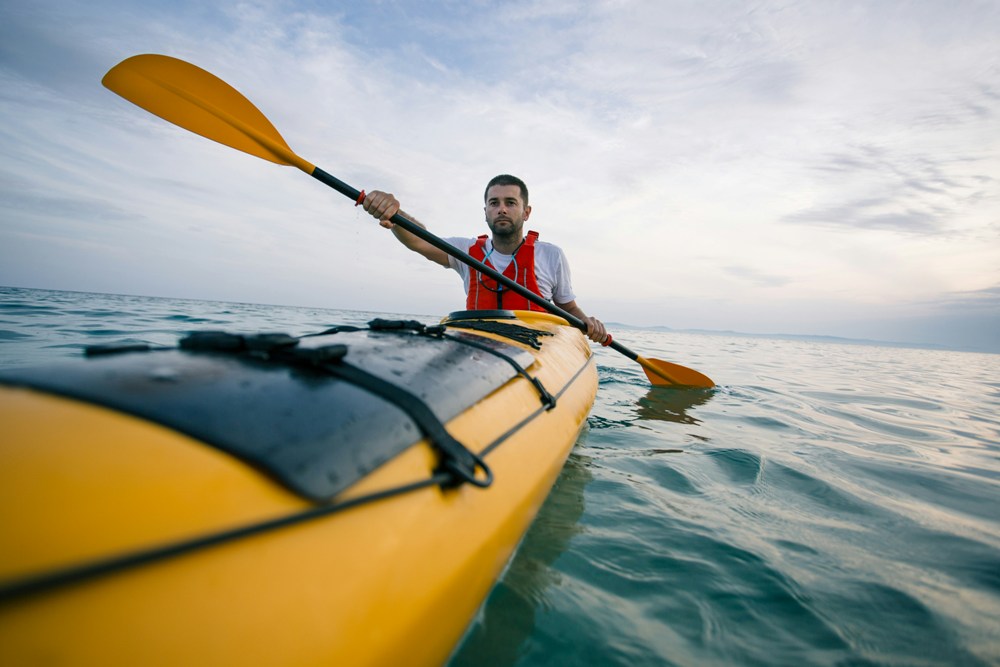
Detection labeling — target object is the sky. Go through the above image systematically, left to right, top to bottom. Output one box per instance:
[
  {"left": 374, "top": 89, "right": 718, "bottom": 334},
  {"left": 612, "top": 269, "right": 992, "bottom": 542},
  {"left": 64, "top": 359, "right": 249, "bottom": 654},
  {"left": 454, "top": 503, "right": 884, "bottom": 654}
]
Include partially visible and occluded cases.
[{"left": 1, "top": 0, "right": 998, "bottom": 352}]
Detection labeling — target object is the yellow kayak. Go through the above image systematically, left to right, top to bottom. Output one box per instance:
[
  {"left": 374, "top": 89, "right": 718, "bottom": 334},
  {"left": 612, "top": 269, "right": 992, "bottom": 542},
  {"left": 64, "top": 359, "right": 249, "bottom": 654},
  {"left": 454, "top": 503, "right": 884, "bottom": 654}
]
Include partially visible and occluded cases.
[{"left": 0, "top": 309, "right": 597, "bottom": 666}]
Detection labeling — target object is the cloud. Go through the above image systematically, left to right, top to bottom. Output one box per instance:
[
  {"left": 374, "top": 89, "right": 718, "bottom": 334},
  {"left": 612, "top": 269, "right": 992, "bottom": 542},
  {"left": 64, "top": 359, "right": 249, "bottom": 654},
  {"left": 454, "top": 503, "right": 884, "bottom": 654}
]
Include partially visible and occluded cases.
[
  {"left": 1, "top": 0, "right": 999, "bottom": 352},
  {"left": 782, "top": 141, "right": 996, "bottom": 235},
  {"left": 782, "top": 198, "right": 942, "bottom": 234},
  {"left": 723, "top": 265, "right": 791, "bottom": 288},
  {"left": 923, "top": 283, "right": 1000, "bottom": 313}
]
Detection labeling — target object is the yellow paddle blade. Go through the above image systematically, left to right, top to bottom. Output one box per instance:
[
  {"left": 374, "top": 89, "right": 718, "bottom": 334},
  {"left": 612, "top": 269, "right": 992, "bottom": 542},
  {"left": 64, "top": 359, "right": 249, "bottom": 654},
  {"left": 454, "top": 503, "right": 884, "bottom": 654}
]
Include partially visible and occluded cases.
[
  {"left": 102, "top": 54, "right": 314, "bottom": 172},
  {"left": 638, "top": 356, "right": 715, "bottom": 389}
]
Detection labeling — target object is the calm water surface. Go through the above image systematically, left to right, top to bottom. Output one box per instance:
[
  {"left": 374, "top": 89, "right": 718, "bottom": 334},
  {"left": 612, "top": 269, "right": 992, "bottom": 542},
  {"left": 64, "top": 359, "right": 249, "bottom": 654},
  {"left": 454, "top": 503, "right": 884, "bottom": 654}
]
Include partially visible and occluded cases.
[{"left": 2, "top": 287, "right": 998, "bottom": 666}]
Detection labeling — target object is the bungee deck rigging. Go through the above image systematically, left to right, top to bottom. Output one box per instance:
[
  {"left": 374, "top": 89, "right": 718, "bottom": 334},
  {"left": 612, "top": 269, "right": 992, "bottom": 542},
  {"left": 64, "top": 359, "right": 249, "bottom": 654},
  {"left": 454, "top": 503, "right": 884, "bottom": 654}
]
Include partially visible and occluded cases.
[
  {"left": 0, "top": 312, "right": 595, "bottom": 610},
  {"left": 2, "top": 317, "right": 561, "bottom": 501}
]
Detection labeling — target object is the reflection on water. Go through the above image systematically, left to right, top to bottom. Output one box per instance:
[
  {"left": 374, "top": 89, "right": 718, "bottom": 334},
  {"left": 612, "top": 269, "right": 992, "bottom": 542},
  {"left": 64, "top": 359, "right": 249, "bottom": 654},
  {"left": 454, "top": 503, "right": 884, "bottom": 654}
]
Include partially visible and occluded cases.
[
  {"left": 634, "top": 387, "right": 715, "bottom": 424},
  {"left": 449, "top": 453, "right": 593, "bottom": 666}
]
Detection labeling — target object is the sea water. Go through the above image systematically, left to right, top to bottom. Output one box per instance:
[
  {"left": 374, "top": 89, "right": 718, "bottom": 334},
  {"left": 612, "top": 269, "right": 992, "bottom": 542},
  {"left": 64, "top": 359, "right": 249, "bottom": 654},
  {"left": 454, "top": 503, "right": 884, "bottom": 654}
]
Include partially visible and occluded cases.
[{"left": 2, "top": 287, "right": 998, "bottom": 666}]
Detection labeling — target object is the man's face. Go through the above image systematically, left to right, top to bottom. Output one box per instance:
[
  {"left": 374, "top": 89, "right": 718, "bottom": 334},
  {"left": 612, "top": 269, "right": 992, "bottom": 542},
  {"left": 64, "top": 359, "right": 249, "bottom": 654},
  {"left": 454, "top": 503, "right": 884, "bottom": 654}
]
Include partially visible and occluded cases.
[{"left": 484, "top": 184, "right": 531, "bottom": 238}]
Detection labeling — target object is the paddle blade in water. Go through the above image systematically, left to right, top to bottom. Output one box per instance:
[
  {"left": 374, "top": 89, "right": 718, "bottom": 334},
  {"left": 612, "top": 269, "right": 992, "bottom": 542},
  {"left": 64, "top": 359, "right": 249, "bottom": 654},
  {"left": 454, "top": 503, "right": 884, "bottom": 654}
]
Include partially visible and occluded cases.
[
  {"left": 102, "top": 54, "right": 305, "bottom": 168},
  {"left": 638, "top": 356, "right": 715, "bottom": 388}
]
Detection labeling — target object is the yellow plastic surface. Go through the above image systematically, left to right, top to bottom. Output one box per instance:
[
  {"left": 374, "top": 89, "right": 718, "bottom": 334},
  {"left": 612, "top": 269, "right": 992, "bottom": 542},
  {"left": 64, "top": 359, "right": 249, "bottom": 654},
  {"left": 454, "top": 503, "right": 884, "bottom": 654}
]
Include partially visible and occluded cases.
[{"left": 0, "top": 313, "right": 597, "bottom": 666}]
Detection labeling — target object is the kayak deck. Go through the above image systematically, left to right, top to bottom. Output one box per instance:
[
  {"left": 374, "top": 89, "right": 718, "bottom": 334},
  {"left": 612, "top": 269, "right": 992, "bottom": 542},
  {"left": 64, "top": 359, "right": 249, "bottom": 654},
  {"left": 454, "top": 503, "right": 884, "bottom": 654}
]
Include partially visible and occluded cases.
[
  {"left": 0, "top": 310, "right": 598, "bottom": 666},
  {"left": 1, "top": 319, "right": 541, "bottom": 501}
]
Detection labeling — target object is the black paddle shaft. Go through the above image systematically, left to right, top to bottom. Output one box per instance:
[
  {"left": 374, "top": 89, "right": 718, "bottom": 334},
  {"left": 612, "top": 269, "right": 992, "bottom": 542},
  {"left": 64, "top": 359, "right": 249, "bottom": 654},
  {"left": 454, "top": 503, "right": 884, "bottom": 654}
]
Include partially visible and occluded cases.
[{"left": 311, "top": 167, "right": 638, "bottom": 359}]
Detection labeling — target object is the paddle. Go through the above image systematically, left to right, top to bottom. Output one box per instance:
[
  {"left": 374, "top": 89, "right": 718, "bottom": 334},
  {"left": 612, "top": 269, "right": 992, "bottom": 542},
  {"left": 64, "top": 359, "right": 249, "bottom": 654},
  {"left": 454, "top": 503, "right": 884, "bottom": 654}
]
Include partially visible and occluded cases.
[{"left": 102, "top": 54, "right": 714, "bottom": 388}]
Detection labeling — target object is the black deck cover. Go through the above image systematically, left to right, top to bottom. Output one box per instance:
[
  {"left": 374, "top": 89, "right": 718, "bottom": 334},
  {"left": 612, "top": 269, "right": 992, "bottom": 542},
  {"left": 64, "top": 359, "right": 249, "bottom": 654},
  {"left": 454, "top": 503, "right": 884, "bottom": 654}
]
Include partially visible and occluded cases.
[{"left": 0, "top": 328, "right": 536, "bottom": 501}]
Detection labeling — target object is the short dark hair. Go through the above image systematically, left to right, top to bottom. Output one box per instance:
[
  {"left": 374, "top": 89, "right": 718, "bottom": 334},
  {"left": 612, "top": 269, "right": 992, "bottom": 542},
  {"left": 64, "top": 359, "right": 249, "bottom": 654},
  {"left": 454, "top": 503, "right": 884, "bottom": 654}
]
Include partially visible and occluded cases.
[{"left": 484, "top": 174, "right": 529, "bottom": 206}]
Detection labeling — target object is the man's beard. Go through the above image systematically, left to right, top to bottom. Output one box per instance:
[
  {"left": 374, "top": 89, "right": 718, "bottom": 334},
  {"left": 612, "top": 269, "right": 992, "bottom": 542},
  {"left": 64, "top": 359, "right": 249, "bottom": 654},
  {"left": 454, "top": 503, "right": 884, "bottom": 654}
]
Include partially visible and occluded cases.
[{"left": 488, "top": 217, "right": 521, "bottom": 241}]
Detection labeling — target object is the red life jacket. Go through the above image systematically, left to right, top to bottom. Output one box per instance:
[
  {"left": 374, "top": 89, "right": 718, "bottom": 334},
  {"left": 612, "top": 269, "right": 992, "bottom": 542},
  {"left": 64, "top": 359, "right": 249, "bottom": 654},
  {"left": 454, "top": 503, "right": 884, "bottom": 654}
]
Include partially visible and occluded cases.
[{"left": 466, "top": 230, "right": 545, "bottom": 311}]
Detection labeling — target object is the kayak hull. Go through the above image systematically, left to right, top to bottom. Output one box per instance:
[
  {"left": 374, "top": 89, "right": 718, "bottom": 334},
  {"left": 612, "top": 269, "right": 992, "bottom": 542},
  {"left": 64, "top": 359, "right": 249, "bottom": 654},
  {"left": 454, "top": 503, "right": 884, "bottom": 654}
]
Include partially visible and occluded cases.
[{"left": 0, "top": 311, "right": 597, "bottom": 666}]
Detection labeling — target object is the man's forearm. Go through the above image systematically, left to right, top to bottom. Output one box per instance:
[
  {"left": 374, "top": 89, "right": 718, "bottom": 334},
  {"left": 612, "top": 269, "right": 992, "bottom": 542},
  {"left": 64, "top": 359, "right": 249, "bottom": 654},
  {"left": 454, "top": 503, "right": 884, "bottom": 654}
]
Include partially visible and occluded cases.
[
  {"left": 390, "top": 212, "right": 427, "bottom": 249},
  {"left": 389, "top": 213, "right": 450, "bottom": 267}
]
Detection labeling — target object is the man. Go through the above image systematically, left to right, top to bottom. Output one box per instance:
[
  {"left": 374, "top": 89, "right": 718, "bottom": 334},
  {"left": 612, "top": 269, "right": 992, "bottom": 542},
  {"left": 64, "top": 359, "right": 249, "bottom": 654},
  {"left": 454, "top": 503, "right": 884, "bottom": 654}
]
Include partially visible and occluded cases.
[{"left": 361, "top": 174, "right": 608, "bottom": 343}]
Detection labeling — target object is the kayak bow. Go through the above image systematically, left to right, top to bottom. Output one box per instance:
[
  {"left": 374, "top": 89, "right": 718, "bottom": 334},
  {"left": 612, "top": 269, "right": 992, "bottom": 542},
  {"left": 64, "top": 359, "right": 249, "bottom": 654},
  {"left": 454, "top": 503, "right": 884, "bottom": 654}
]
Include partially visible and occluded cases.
[{"left": 0, "top": 311, "right": 597, "bottom": 666}]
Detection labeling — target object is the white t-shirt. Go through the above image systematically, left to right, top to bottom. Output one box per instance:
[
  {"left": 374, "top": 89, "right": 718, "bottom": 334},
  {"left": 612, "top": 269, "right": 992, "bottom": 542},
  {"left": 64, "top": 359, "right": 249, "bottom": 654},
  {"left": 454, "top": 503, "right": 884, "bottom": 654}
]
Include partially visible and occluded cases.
[{"left": 443, "top": 236, "right": 577, "bottom": 305}]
